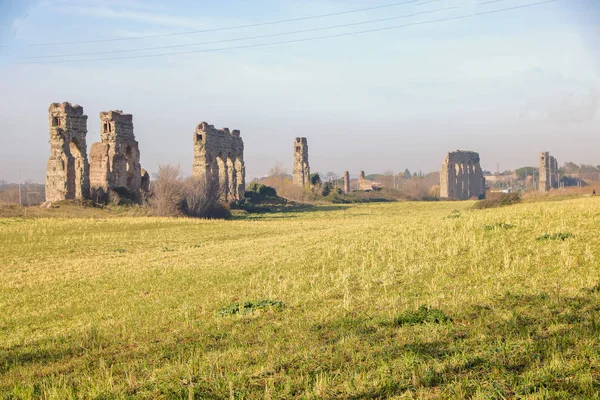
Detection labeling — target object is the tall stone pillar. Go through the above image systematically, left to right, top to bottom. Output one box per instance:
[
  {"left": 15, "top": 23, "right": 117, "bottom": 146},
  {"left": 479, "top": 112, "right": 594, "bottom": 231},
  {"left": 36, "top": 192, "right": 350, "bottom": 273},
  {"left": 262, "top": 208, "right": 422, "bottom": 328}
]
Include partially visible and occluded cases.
[
  {"left": 45, "top": 102, "right": 90, "bottom": 202},
  {"left": 293, "top": 137, "right": 310, "bottom": 187},
  {"left": 343, "top": 171, "right": 350, "bottom": 194}
]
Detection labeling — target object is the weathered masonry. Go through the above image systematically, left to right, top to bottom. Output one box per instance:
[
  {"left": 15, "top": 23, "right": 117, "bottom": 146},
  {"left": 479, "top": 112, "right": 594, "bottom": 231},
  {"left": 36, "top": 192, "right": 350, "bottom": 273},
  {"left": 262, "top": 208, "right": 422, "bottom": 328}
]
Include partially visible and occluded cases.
[
  {"left": 45, "top": 102, "right": 90, "bottom": 202},
  {"left": 45, "top": 102, "right": 148, "bottom": 203},
  {"left": 90, "top": 110, "right": 143, "bottom": 197},
  {"left": 192, "top": 122, "right": 245, "bottom": 202},
  {"left": 293, "top": 137, "right": 310, "bottom": 187},
  {"left": 440, "top": 151, "right": 485, "bottom": 200},
  {"left": 539, "top": 152, "right": 559, "bottom": 192},
  {"left": 343, "top": 171, "right": 351, "bottom": 194},
  {"left": 358, "top": 171, "right": 373, "bottom": 191}
]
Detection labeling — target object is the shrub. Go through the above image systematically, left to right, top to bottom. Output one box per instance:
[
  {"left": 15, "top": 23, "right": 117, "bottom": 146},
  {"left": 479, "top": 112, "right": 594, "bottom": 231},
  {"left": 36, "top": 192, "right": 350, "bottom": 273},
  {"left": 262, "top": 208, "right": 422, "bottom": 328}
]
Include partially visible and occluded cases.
[
  {"left": 149, "top": 165, "right": 229, "bottom": 218},
  {"left": 149, "top": 165, "right": 185, "bottom": 217},
  {"left": 310, "top": 173, "right": 321, "bottom": 186},
  {"left": 181, "top": 176, "right": 226, "bottom": 218},
  {"left": 321, "top": 182, "right": 333, "bottom": 197},
  {"left": 244, "top": 183, "right": 278, "bottom": 202},
  {"left": 472, "top": 192, "right": 521, "bottom": 210},
  {"left": 395, "top": 305, "right": 452, "bottom": 326}
]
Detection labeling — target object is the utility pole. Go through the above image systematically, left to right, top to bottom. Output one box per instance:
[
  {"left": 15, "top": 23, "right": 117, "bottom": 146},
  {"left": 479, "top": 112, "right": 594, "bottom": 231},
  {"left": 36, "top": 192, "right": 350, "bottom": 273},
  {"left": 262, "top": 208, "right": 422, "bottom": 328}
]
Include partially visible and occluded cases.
[{"left": 18, "top": 169, "right": 22, "bottom": 205}]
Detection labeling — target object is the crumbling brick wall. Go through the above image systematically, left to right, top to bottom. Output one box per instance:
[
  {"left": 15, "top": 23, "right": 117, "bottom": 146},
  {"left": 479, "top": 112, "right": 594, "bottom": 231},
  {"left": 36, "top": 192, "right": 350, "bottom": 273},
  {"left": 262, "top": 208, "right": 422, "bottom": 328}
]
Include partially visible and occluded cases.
[
  {"left": 45, "top": 102, "right": 90, "bottom": 202},
  {"left": 89, "top": 110, "right": 143, "bottom": 199},
  {"left": 192, "top": 122, "right": 245, "bottom": 202},
  {"left": 293, "top": 137, "right": 310, "bottom": 187},
  {"left": 440, "top": 151, "right": 485, "bottom": 200},
  {"left": 539, "top": 152, "right": 559, "bottom": 192},
  {"left": 343, "top": 171, "right": 350, "bottom": 194},
  {"left": 357, "top": 171, "right": 373, "bottom": 191}
]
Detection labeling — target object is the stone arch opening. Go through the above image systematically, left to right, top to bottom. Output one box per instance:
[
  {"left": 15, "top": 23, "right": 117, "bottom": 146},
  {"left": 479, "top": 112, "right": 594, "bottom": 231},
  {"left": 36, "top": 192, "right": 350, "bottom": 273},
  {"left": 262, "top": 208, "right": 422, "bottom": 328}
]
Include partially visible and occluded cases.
[
  {"left": 69, "top": 139, "right": 84, "bottom": 199},
  {"left": 125, "top": 145, "right": 132, "bottom": 172},
  {"left": 216, "top": 153, "right": 228, "bottom": 197},
  {"left": 227, "top": 155, "right": 236, "bottom": 201}
]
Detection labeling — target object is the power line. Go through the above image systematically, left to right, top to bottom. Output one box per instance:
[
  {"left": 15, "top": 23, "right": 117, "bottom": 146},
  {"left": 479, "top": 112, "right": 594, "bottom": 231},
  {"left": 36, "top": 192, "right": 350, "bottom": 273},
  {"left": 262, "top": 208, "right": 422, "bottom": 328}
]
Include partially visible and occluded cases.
[
  {"left": 15, "top": 0, "right": 557, "bottom": 65},
  {"left": 29, "top": 0, "right": 430, "bottom": 47},
  {"left": 20, "top": 3, "right": 462, "bottom": 60}
]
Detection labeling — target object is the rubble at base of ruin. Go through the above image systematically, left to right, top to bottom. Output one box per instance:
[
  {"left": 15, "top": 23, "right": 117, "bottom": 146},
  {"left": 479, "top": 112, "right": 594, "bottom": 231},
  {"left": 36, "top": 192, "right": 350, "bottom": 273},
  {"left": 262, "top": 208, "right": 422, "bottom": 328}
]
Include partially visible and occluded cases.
[
  {"left": 45, "top": 102, "right": 149, "bottom": 203},
  {"left": 89, "top": 110, "right": 144, "bottom": 199},
  {"left": 192, "top": 122, "right": 245, "bottom": 202},
  {"left": 293, "top": 137, "right": 310, "bottom": 187},
  {"left": 440, "top": 150, "right": 485, "bottom": 200},
  {"left": 539, "top": 152, "right": 559, "bottom": 192},
  {"left": 358, "top": 171, "right": 373, "bottom": 191}
]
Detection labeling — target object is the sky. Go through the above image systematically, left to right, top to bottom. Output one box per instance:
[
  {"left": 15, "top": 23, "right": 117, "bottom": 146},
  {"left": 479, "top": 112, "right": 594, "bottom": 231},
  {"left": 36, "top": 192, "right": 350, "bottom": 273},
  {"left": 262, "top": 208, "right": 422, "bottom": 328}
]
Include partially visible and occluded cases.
[{"left": 0, "top": 0, "right": 598, "bottom": 182}]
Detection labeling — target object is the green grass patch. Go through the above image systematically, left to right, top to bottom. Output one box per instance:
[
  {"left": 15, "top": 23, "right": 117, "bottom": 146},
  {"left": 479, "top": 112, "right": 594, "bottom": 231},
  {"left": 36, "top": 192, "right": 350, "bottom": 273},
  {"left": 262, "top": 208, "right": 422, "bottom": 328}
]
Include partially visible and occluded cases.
[
  {"left": 484, "top": 222, "right": 515, "bottom": 231},
  {"left": 536, "top": 232, "right": 575, "bottom": 241},
  {"left": 218, "top": 300, "right": 285, "bottom": 316},
  {"left": 395, "top": 305, "right": 452, "bottom": 326}
]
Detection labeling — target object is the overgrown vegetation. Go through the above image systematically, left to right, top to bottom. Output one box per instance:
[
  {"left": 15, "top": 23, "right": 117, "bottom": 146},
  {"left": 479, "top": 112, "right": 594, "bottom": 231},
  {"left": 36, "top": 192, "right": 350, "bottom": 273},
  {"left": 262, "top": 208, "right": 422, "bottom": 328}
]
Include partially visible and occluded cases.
[
  {"left": 149, "top": 164, "right": 230, "bottom": 219},
  {"left": 472, "top": 192, "right": 521, "bottom": 209},
  {"left": 2, "top": 198, "right": 600, "bottom": 397},
  {"left": 395, "top": 305, "right": 452, "bottom": 326}
]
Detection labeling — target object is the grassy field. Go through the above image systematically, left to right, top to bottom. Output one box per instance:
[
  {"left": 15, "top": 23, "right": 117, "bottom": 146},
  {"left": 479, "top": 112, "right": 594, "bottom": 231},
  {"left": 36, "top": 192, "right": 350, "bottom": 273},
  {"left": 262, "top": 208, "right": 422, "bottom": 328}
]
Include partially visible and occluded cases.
[{"left": 2, "top": 198, "right": 600, "bottom": 399}]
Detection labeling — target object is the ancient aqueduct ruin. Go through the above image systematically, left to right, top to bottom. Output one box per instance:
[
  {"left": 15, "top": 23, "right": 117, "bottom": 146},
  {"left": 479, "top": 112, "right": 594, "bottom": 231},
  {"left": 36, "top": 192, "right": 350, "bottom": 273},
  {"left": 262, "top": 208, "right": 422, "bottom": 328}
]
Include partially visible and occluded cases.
[
  {"left": 45, "top": 102, "right": 246, "bottom": 203},
  {"left": 45, "top": 103, "right": 558, "bottom": 203},
  {"left": 192, "top": 122, "right": 245, "bottom": 202}
]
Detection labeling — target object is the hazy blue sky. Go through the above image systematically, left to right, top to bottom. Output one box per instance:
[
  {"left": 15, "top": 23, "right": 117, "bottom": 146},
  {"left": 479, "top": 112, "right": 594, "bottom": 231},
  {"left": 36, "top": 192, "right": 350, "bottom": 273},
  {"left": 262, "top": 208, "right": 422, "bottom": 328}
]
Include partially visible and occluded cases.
[{"left": 0, "top": 0, "right": 598, "bottom": 182}]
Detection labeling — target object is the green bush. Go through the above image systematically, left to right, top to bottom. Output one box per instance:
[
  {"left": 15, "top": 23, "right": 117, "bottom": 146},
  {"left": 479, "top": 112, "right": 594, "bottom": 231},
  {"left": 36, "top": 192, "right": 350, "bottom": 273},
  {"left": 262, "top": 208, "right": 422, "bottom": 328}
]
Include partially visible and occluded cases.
[{"left": 245, "top": 183, "right": 277, "bottom": 200}]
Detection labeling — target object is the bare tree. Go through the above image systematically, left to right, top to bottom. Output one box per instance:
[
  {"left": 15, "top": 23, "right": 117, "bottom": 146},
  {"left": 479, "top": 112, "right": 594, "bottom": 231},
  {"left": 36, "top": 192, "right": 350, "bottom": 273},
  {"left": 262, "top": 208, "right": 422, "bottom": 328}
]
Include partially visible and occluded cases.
[
  {"left": 269, "top": 162, "right": 288, "bottom": 177},
  {"left": 149, "top": 165, "right": 184, "bottom": 217},
  {"left": 324, "top": 171, "right": 339, "bottom": 184},
  {"left": 182, "top": 176, "right": 224, "bottom": 217}
]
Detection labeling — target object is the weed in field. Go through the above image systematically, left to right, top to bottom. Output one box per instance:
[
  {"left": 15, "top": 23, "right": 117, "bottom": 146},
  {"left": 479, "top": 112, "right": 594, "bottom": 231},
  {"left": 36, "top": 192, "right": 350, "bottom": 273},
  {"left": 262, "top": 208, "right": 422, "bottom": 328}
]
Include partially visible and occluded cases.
[
  {"left": 445, "top": 213, "right": 461, "bottom": 219},
  {"left": 483, "top": 222, "right": 515, "bottom": 231},
  {"left": 537, "top": 232, "right": 575, "bottom": 241},
  {"left": 112, "top": 248, "right": 127, "bottom": 253},
  {"left": 218, "top": 300, "right": 285, "bottom": 316},
  {"left": 395, "top": 306, "right": 452, "bottom": 326}
]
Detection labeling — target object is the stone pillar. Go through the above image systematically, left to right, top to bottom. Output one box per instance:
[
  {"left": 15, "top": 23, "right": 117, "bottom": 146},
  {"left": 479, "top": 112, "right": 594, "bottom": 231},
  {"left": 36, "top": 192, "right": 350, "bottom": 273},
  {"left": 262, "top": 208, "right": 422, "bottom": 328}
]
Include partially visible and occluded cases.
[
  {"left": 45, "top": 102, "right": 90, "bottom": 202},
  {"left": 89, "top": 110, "right": 143, "bottom": 199},
  {"left": 293, "top": 137, "right": 310, "bottom": 187},
  {"left": 539, "top": 152, "right": 550, "bottom": 192},
  {"left": 217, "top": 154, "right": 228, "bottom": 200},
  {"left": 235, "top": 155, "right": 245, "bottom": 199},
  {"left": 227, "top": 156, "right": 237, "bottom": 201},
  {"left": 343, "top": 171, "right": 350, "bottom": 194}
]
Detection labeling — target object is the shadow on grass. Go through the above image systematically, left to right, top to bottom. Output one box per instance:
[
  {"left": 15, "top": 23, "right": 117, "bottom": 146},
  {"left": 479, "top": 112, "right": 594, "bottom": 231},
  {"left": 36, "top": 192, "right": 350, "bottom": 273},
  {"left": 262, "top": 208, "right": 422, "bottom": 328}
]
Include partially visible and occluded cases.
[
  {"left": 232, "top": 204, "right": 352, "bottom": 220},
  {"left": 307, "top": 286, "right": 600, "bottom": 398}
]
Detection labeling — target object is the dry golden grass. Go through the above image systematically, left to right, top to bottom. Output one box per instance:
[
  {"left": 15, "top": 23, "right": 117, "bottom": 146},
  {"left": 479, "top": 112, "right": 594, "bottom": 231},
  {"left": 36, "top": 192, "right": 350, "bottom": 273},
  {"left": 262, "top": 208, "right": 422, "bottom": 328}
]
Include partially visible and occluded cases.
[{"left": 1, "top": 198, "right": 600, "bottom": 398}]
